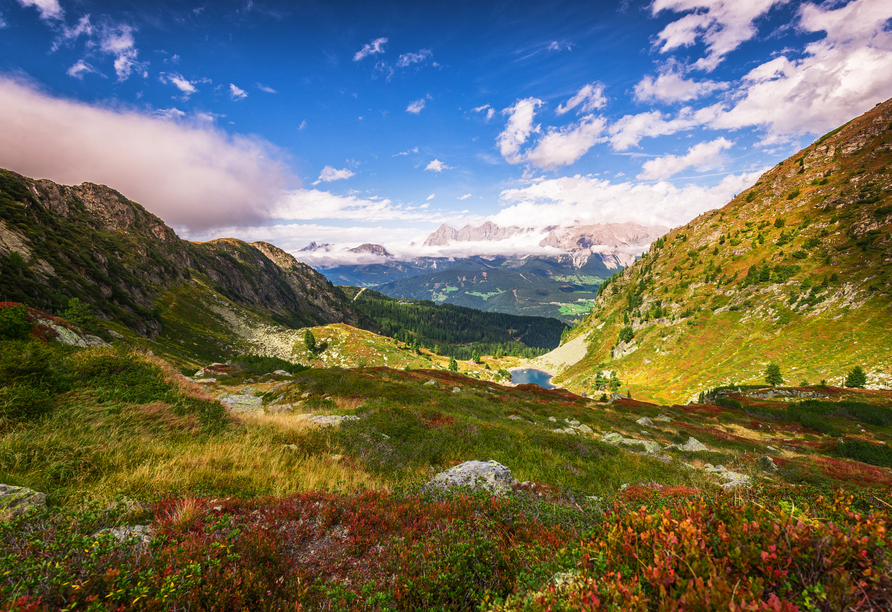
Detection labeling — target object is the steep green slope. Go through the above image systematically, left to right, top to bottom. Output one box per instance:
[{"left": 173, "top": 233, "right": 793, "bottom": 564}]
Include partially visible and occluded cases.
[
  {"left": 554, "top": 98, "right": 892, "bottom": 404},
  {"left": 0, "top": 170, "right": 363, "bottom": 366},
  {"left": 342, "top": 287, "right": 567, "bottom": 359}
]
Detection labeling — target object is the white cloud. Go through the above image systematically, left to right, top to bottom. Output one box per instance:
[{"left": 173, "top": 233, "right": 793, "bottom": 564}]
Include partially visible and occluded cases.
[
  {"left": 16, "top": 0, "right": 63, "bottom": 21},
  {"left": 652, "top": 0, "right": 788, "bottom": 71},
  {"left": 710, "top": 0, "right": 892, "bottom": 143},
  {"left": 0, "top": 13, "right": 7, "bottom": 28},
  {"left": 52, "top": 14, "right": 93, "bottom": 51},
  {"left": 99, "top": 24, "right": 142, "bottom": 81},
  {"left": 353, "top": 37, "right": 388, "bottom": 61},
  {"left": 548, "top": 41, "right": 560, "bottom": 51},
  {"left": 397, "top": 49, "right": 432, "bottom": 67},
  {"left": 66, "top": 60, "right": 100, "bottom": 79},
  {"left": 634, "top": 69, "right": 728, "bottom": 103},
  {"left": 160, "top": 72, "right": 198, "bottom": 97},
  {"left": 0, "top": 76, "right": 293, "bottom": 232},
  {"left": 555, "top": 82, "right": 607, "bottom": 115},
  {"left": 229, "top": 83, "right": 248, "bottom": 100},
  {"left": 256, "top": 83, "right": 276, "bottom": 93},
  {"left": 406, "top": 97, "right": 428, "bottom": 114},
  {"left": 497, "top": 98, "right": 542, "bottom": 163},
  {"left": 473, "top": 104, "right": 495, "bottom": 121},
  {"left": 607, "top": 105, "right": 721, "bottom": 150},
  {"left": 154, "top": 107, "right": 186, "bottom": 120},
  {"left": 523, "top": 115, "right": 608, "bottom": 170},
  {"left": 298, "top": 120, "right": 307, "bottom": 130},
  {"left": 637, "top": 137, "right": 733, "bottom": 180},
  {"left": 394, "top": 146, "right": 418, "bottom": 156},
  {"left": 425, "top": 159, "right": 451, "bottom": 172},
  {"left": 312, "top": 166, "right": 355, "bottom": 185},
  {"left": 495, "top": 170, "right": 765, "bottom": 230},
  {"left": 271, "top": 189, "right": 441, "bottom": 223},
  {"left": 426, "top": 193, "right": 435, "bottom": 200},
  {"left": 458, "top": 194, "right": 471, "bottom": 200}
]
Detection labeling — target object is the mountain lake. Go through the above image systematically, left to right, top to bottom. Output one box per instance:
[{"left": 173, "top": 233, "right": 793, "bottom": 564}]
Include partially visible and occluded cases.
[{"left": 510, "top": 368, "right": 555, "bottom": 389}]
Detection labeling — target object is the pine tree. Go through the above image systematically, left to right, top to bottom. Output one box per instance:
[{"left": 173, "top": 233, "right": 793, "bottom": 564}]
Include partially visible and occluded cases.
[
  {"left": 303, "top": 329, "right": 316, "bottom": 353},
  {"left": 448, "top": 357, "right": 458, "bottom": 372},
  {"left": 764, "top": 363, "right": 784, "bottom": 386},
  {"left": 845, "top": 366, "right": 867, "bottom": 388}
]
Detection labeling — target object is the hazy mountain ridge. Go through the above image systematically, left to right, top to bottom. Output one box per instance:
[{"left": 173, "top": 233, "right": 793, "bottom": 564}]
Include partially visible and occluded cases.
[
  {"left": 548, "top": 97, "right": 892, "bottom": 403},
  {"left": 0, "top": 169, "right": 362, "bottom": 344}
]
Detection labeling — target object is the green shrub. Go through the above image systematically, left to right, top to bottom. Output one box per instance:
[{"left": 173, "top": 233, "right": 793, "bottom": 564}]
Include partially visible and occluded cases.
[
  {"left": 786, "top": 189, "right": 800, "bottom": 200},
  {"left": 0, "top": 304, "right": 31, "bottom": 340},
  {"left": 617, "top": 326, "right": 634, "bottom": 343},
  {"left": 230, "top": 354, "right": 310, "bottom": 376},
  {"left": 838, "top": 439, "right": 892, "bottom": 468}
]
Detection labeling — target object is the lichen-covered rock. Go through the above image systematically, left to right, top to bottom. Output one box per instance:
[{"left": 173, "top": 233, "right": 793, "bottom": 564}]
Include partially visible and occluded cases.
[
  {"left": 48, "top": 323, "right": 109, "bottom": 347},
  {"left": 219, "top": 393, "right": 263, "bottom": 412},
  {"left": 294, "top": 414, "right": 360, "bottom": 426},
  {"left": 655, "top": 414, "right": 672, "bottom": 422},
  {"left": 636, "top": 417, "right": 654, "bottom": 427},
  {"left": 601, "top": 432, "right": 661, "bottom": 454},
  {"left": 602, "top": 432, "right": 624, "bottom": 444},
  {"left": 681, "top": 437, "right": 709, "bottom": 452},
  {"left": 426, "top": 460, "right": 515, "bottom": 495},
  {"left": 0, "top": 484, "right": 46, "bottom": 517}
]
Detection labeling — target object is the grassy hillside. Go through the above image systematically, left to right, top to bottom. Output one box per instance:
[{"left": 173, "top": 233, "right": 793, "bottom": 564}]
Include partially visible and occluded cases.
[{"left": 551, "top": 98, "right": 892, "bottom": 404}]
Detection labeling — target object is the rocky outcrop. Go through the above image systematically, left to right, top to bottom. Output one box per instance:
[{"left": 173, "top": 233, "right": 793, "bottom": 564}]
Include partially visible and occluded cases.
[
  {"left": 423, "top": 221, "right": 529, "bottom": 247},
  {"left": 539, "top": 222, "right": 669, "bottom": 252},
  {"left": 347, "top": 243, "right": 392, "bottom": 257},
  {"left": 602, "top": 432, "right": 662, "bottom": 454},
  {"left": 426, "top": 460, "right": 515, "bottom": 495},
  {"left": 0, "top": 484, "right": 46, "bottom": 517}
]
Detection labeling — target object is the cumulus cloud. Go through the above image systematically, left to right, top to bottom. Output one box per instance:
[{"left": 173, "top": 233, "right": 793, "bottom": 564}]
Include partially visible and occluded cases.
[
  {"left": 16, "top": 0, "right": 63, "bottom": 21},
  {"left": 652, "top": 0, "right": 788, "bottom": 72},
  {"left": 709, "top": 0, "right": 892, "bottom": 143},
  {"left": 53, "top": 14, "right": 93, "bottom": 51},
  {"left": 99, "top": 24, "right": 142, "bottom": 81},
  {"left": 353, "top": 37, "right": 388, "bottom": 61},
  {"left": 397, "top": 49, "right": 432, "bottom": 67},
  {"left": 66, "top": 60, "right": 100, "bottom": 79},
  {"left": 634, "top": 68, "right": 728, "bottom": 103},
  {"left": 160, "top": 72, "right": 198, "bottom": 97},
  {"left": 0, "top": 76, "right": 293, "bottom": 231},
  {"left": 256, "top": 82, "right": 276, "bottom": 93},
  {"left": 555, "top": 82, "right": 607, "bottom": 115},
  {"left": 229, "top": 83, "right": 248, "bottom": 100},
  {"left": 406, "top": 97, "right": 428, "bottom": 114},
  {"left": 497, "top": 98, "right": 542, "bottom": 163},
  {"left": 473, "top": 104, "right": 495, "bottom": 121},
  {"left": 608, "top": 105, "right": 721, "bottom": 150},
  {"left": 523, "top": 115, "right": 608, "bottom": 170},
  {"left": 637, "top": 137, "right": 733, "bottom": 180},
  {"left": 394, "top": 146, "right": 418, "bottom": 156},
  {"left": 425, "top": 159, "right": 451, "bottom": 172},
  {"left": 312, "top": 166, "right": 355, "bottom": 185},
  {"left": 494, "top": 170, "right": 765, "bottom": 230},
  {"left": 271, "top": 189, "right": 441, "bottom": 223},
  {"left": 458, "top": 194, "right": 471, "bottom": 200}
]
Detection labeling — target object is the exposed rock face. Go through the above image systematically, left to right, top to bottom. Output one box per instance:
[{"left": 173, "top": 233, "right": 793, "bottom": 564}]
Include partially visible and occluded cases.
[
  {"left": 0, "top": 170, "right": 363, "bottom": 334},
  {"left": 423, "top": 221, "right": 529, "bottom": 247},
  {"left": 539, "top": 222, "right": 669, "bottom": 252},
  {"left": 426, "top": 460, "right": 515, "bottom": 495},
  {"left": 0, "top": 484, "right": 46, "bottom": 517}
]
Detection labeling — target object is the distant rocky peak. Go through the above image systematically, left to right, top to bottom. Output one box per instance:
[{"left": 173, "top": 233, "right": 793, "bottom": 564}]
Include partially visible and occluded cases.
[
  {"left": 423, "top": 221, "right": 528, "bottom": 247},
  {"left": 299, "top": 241, "right": 334, "bottom": 252},
  {"left": 348, "top": 243, "right": 393, "bottom": 257}
]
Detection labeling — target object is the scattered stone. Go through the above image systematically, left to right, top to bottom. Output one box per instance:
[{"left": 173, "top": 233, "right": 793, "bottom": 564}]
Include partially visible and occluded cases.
[
  {"left": 48, "top": 323, "right": 109, "bottom": 347},
  {"left": 108, "top": 330, "right": 124, "bottom": 339},
  {"left": 272, "top": 370, "right": 292, "bottom": 377},
  {"left": 193, "top": 378, "right": 217, "bottom": 384},
  {"left": 424, "top": 379, "right": 438, "bottom": 386},
  {"left": 238, "top": 386, "right": 261, "bottom": 395},
  {"left": 452, "top": 387, "right": 461, "bottom": 393},
  {"left": 219, "top": 393, "right": 263, "bottom": 412},
  {"left": 609, "top": 393, "right": 628, "bottom": 402},
  {"left": 295, "top": 414, "right": 360, "bottom": 426},
  {"left": 655, "top": 414, "right": 672, "bottom": 422},
  {"left": 507, "top": 415, "right": 523, "bottom": 421},
  {"left": 548, "top": 416, "right": 557, "bottom": 422},
  {"left": 636, "top": 417, "right": 654, "bottom": 427},
  {"left": 565, "top": 418, "right": 581, "bottom": 427},
  {"left": 575, "top": 423, "right": 593, "bottom": 435},
  {"left": 554, "top": 427, "right": 577, "bottom": 435},
  {"left": 601, "top": 432, "right": 661, "bottom": 454},
  {"left": 602, "top": 432, "right": 624, "bottom": 444},
  {"left": 680, "top": 437, "right": 709, "bottom": 452},
  {"left": 283, "top": 444, "right": 298, "bottom": 451},
  {"left": 766, "top": 445, "right": 781, "bottom": 454},
  {"left": 758, "top": 456, "right": 779, "bottom": 473},
  {"left": 426, "top": 460, "right": 515, "bottom": 495},
  {"left": 703, "top": 464, "right": 751, "bottom": 489},
  {"left": 0, "top": 484, "right": 46, "bottom": 517},
  {"left": 101, "top": 525, "right": 153, "bottom": 548}
]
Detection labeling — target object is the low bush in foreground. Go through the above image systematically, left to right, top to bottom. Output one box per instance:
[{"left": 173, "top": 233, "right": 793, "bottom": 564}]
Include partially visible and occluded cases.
[{"left": 2, "top": 489, "right": 890, "bottom": 612}]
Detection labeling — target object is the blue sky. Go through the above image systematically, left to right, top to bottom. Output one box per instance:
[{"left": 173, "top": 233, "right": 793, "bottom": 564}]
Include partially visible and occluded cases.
[{"left": 2, "top": 0, "right": 892, "bottom": 264}]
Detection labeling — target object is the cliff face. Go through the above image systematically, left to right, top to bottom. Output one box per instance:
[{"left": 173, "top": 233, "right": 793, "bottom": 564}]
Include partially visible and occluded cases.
[{"left": 0, "top": 170, "right": 362, "bottom": 335}]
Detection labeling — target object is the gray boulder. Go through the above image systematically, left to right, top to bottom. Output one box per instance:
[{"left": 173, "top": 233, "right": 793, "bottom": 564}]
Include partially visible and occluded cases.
[
  {"left": 219, "top": 393, "right": 263, "bottom": 412},
  {"left": 295, "top": 414, "right": 360, "bottom": 426},
  {"left": 655, "top": 414, "right": 672, "bottom": 422},
  {"left": 636, "top": 417, "right": 654, "bottom": 427},
  {"left": 601, "top": 432, "right": 661, "bottom": 454},
  {"left": 681, "top": 437, "right": 709, "bottom": 452},
  {"left": 758, "top": 456, "right": 779, "bottom": 473},
  {"left": 426, "top": 460, "right": 515, "bottom": 495},
  {"left": 0, "top": 484, "right": 46, "bottom": 517}
]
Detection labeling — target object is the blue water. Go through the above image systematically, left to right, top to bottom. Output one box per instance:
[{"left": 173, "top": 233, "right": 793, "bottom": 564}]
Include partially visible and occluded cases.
[{"left": 510, "top": 368, "right": 555, "bottom": 389}]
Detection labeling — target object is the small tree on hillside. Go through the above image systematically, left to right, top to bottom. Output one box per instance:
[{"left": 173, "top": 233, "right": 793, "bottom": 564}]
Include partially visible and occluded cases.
[
  {"left": 618, "top": 326, "right": 634, "bottom": 344},
  {"left": 303, "top": 329, "right": 316, "bottom": 353},
  {"left": 448, "top": 357, "right": 458, "bottom": 372},
  {"left": 765, "top": 363, "right": 784, "bottom": 387},
  {"left": 845, "top": 366, "right": 867, "bottom": 388}
]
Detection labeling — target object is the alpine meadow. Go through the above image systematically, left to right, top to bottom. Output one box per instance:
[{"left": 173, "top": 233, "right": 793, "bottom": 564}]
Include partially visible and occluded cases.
[{"left": 2, "top": 0, "right": 892, "bottom": 611}]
